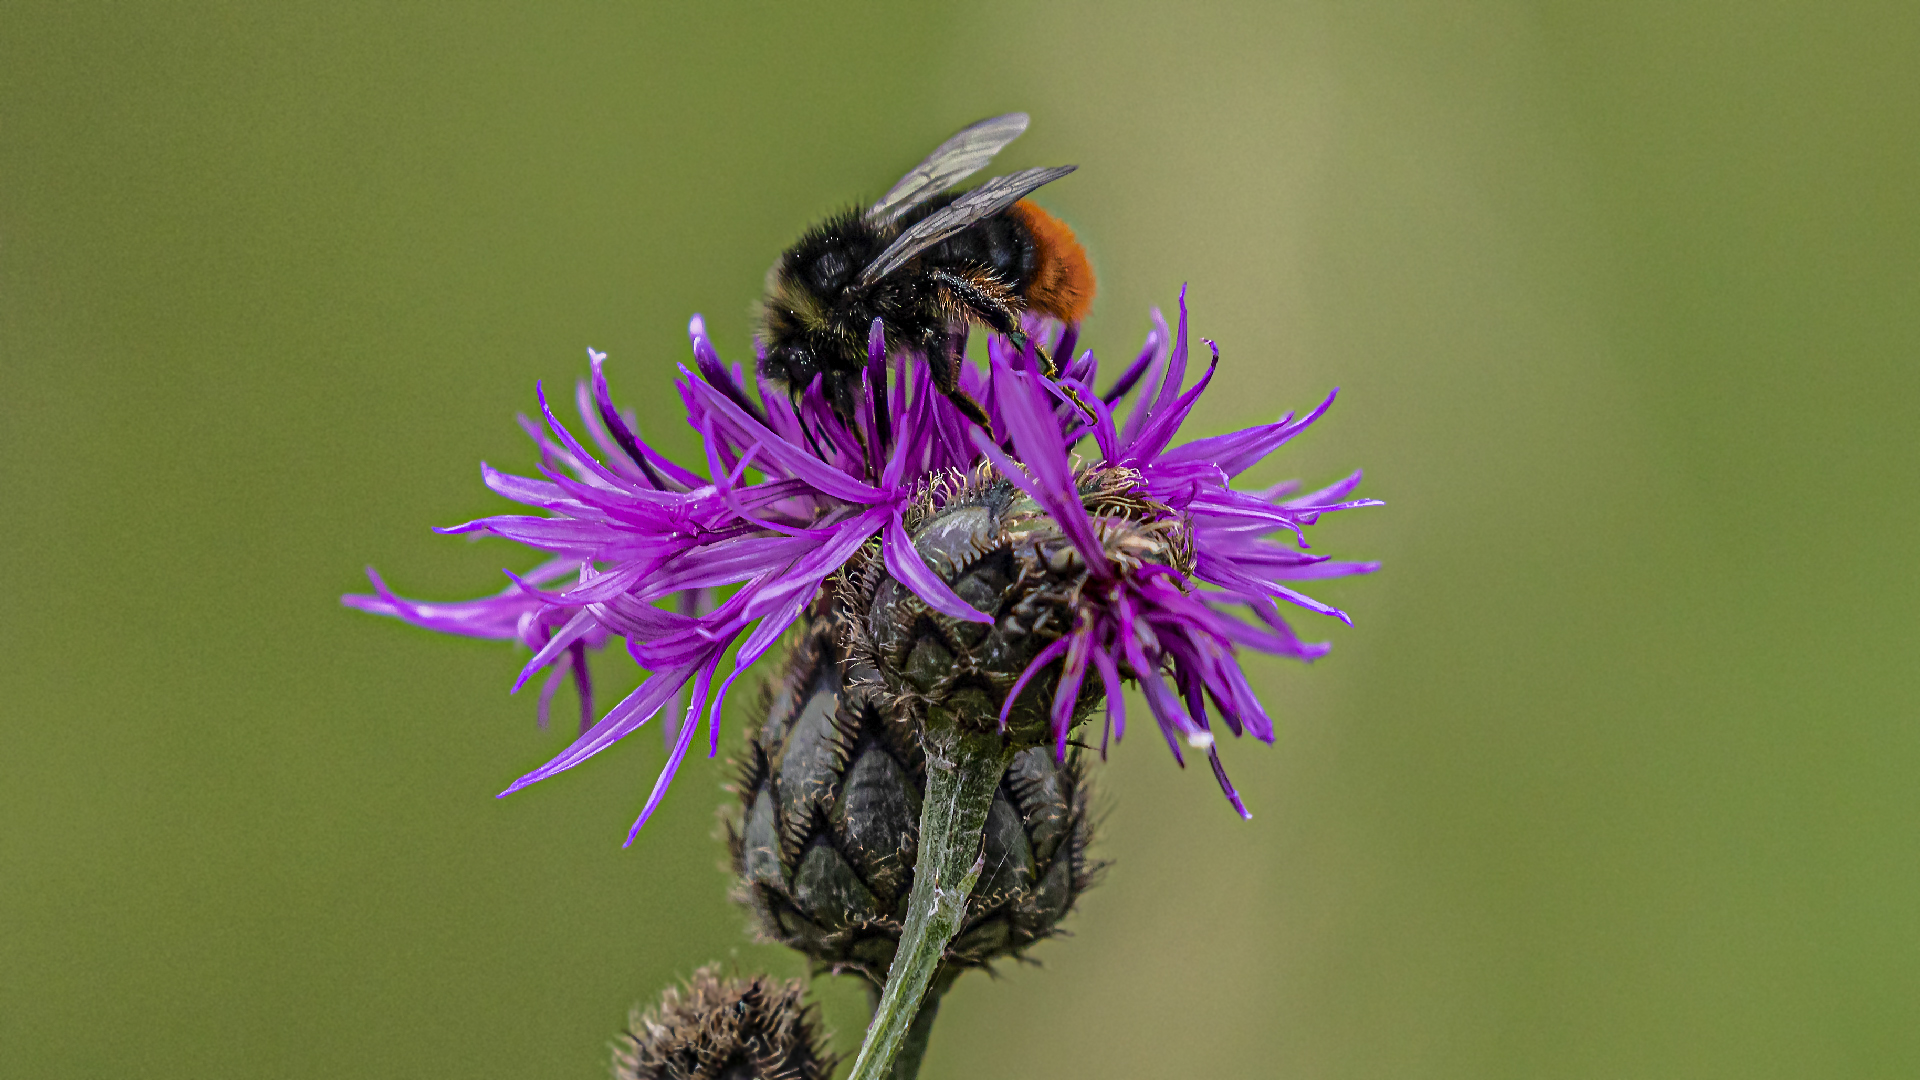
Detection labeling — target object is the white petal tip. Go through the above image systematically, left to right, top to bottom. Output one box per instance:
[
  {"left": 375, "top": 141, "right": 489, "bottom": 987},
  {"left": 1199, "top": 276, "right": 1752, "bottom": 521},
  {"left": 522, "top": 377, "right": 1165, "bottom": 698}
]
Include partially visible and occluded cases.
[{"left": 1186, "top": 730, "right": 1216, "bottom": 749}]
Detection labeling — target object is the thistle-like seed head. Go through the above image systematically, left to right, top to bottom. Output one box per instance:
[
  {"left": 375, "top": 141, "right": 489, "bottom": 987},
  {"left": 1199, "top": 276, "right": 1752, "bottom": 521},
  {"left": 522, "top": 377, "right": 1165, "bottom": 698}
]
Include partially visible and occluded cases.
[{"left": 611, "top": 966, "right": 831, "bottom": 1080}]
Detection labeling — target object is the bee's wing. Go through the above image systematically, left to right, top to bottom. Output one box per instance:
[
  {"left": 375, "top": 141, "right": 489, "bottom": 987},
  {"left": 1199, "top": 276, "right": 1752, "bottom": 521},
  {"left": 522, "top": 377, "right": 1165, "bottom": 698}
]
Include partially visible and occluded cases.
[
  {"left": 864, "top": 113, "right": 1031, "bottom": 227},
  {"left": 858, "top": 165, "right": 1077, "bottom": 287}
]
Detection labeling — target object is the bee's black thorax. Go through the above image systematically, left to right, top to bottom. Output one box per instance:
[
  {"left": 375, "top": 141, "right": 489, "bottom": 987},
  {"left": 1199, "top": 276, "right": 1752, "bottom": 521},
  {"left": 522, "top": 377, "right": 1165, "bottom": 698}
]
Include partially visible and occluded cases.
[{"left": 759, "top": 195, "right": 1042, "bottom": 423}]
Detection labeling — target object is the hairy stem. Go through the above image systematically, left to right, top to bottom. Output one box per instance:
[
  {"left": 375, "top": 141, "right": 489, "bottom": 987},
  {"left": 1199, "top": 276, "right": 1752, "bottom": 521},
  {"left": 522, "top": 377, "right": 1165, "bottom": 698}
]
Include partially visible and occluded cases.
[
  {"left": 844, "top": 727, "right": 1010, "bottom": 1080},
  {"left": 865, "top": 968, "right": 956, "bottom": 1080}
]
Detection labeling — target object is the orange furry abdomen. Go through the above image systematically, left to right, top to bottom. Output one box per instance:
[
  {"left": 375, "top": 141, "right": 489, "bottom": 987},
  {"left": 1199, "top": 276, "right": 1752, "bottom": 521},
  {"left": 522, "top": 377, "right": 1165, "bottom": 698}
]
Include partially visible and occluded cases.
[{"left": 1008, "top": 200, "right": 1095, "bottom": 324}]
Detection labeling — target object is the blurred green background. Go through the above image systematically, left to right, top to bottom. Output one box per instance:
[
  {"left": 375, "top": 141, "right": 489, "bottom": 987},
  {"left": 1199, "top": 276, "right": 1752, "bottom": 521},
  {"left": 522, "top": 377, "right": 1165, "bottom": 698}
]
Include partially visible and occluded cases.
[{"left": 4, "top": 3, "right": 1915, "bottom": 1077}]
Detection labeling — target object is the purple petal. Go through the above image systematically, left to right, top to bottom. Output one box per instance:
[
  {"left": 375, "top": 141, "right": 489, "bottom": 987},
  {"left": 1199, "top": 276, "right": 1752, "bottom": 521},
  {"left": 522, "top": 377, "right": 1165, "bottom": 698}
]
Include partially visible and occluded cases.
[
  {"left": 1152, "top": 286, "right": 1192, "bottom": 418},
  {"left": 690, "top": 315, "right": 768, "bottom": 427},
  {"left": 1054, "top": 324, "right": 1080, "bottom": 372},
  {"left": 1102, "top": 324, "right": 1161, "bottom": 404},
  {"left": 1127, "top": 339, "right": 1218, "bottom": 465},
  {"left": 888, "top": 341, "right": 910, "bottom": 437},
  {"left": 586, "top": 352, "right": 673, "bottom": 489},
  {"left": 975, "top": 356, "right": 1111, "bottom": 574},
  {"left": 881, "top": 368, "right": 932, "bottom": 491},
  {"left": 756, "top": 370, "right": 808, "bottom": 446},
  {"left": 682, "top": 371, "right": 886, "bottom": 505},
  {"left": 800, "top": 376, "right": 866, "bottom": 474},
  {"left": 535, "top": 383, "right": 650, "bottom": 497},
  {"left": 1083, "top": 388, "right": 1122, "bottom": 464},
  {"left": 1159, "top": 389, "right": 1337, "bottom": 477},
  {"left": 479, "top": 462, "right": 576, "bottom": 510},
  {"left": 1285, "top": 468, "right": 1367, "bottom": 508},
  {"left": 1195, "top": 551, "right": 1355, "bottom": 626},
  {"left": 1266, "top": 558, "right": 1382, "bottom": 581},
  {"left": 343, "top": 566, "right": 547, "bottom": 640},
  {"left": 735, "top": 580, "right": 814, "bottom": 670},
  {"left": 1196, "top": 601, "right": 1324, "bottom": 663},
  {"left": 511, "top": 608, "right": 600, "bottom": 693},
  {"left": 1051, "top": 628, "right": 1092, "bottom": 759},
  {"left": 998, "top": 635, "right": 1072, "bottom": 729},
  {"left": 1087, "top": 638, "right": 1127, "bottom": 743},
  {"left": 568, "top": 639, "right": 594, "bottom": 736},
  {"left": 1210, "top": 651, "right": 1276, "bottom": 743},
  {"left": 1173, "top": 652, "right": 1213, "bottom": 740},
  {"left": 622, "top": 654, "right": 719, "bottom": 846},
  {"left": 500, "top": 658, "right": 706, "bottom": 796},
  {"left": 536, "top": 663, "right": 566, "bottom": 731},
  {"left": 706, "top": 663, "right": 754, "bottom": 757},
  {"left": 1136, "top": 666, "right": 1192, "bottom": 767},
  {"left": 1207, "top": 745, "right": 1252, "bottom": 820}
]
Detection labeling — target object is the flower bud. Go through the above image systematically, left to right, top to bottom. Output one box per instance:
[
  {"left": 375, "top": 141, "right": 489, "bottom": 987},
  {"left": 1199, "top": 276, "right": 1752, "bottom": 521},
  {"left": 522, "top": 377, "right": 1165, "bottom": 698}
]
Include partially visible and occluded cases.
[
  {"left": 853, "top": 468, "right": 1186, "bottom": 747},
  {"left": 729, "top": 589, "right": 1098, "bottom": 984},
  {"left": 611, "top": 966, "right": 831, "bottom": 1080}
]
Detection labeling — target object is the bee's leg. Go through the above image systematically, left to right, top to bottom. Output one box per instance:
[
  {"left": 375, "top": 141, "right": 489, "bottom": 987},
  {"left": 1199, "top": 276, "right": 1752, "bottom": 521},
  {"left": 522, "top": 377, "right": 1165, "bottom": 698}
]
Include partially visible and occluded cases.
[
  {"left": 929, "top": 268, "right": 1097, "bottom": 422},
  {"left": 930, "top": 268, "right": 1023, "bottom": 340},
  {"left": 923, "top": 323, "right": 995, "bottom": 436},
  {"left": 1006, "top": 327, "right": 1099, "bottom": 423},
  {"left": 828, "top": 373, "right": 862, "bottom": 434},
  {"left": 782, "top": 380, "right": 841, "bottom": 462},
  {"left": 943, "top": 385, "right": 995, "bottom": 434},
  {"left": 794, "top": 407, "right": 831, "bottom": 462}
]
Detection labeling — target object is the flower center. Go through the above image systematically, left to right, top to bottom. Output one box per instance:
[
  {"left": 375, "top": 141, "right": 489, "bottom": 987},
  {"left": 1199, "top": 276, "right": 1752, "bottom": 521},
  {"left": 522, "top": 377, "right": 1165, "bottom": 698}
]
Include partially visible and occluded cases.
[{"left": 847, "top": 465, "right": 1192, "bottom": 745}]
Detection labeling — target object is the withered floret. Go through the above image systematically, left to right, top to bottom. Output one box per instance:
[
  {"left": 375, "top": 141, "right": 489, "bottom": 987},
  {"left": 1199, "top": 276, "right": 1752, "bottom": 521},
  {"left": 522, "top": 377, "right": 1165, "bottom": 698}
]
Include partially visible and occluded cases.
[{"left": 612, "top": 967, "right": 832, "bottom": 1080}]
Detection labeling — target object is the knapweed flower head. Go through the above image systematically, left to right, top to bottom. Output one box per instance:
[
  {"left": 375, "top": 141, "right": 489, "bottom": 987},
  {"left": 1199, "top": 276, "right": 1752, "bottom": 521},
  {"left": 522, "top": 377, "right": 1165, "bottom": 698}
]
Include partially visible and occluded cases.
[
  {"left": 345, "top": 287, "right": 1377, "bottom": 839},
  {"left": 847, "top": 293, "right": 1380, "bottom": 814}
]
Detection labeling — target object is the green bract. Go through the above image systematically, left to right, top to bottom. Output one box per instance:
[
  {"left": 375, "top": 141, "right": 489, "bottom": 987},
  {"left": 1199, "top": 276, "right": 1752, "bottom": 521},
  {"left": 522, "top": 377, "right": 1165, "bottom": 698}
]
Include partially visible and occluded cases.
[{"left": 729, "top": 589, "right": 1098, "bottom": 986}]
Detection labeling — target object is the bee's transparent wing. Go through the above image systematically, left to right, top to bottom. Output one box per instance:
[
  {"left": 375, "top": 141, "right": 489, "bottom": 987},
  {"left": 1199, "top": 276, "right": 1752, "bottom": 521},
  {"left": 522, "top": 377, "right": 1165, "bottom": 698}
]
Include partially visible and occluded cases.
[
  {"left": 864, "top": 113, "right": 1031, "bottom": 227},
  {"left": 858, "top": 165, "right": 1077, "bottom": 286}
]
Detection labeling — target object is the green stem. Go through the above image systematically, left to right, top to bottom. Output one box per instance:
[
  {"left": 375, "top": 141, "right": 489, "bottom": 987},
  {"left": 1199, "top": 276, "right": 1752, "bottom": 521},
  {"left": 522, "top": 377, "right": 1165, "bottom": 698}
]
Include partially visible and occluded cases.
[
  {"left": 845, "top": 727, "right": 1010, "bottom": 1080},
  {"left": 865, "top": 968, "right": 956, "bottom": 1080},
  {"left": 886, "top": 989, "right": 942, "bottom": 1080}
]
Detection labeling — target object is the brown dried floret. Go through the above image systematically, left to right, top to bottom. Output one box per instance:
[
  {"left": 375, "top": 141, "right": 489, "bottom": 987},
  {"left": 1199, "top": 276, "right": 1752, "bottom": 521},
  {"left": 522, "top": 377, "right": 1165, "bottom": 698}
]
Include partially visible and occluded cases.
[{"left": 611, "top": 967, "right": 832, "bottom": 1080}]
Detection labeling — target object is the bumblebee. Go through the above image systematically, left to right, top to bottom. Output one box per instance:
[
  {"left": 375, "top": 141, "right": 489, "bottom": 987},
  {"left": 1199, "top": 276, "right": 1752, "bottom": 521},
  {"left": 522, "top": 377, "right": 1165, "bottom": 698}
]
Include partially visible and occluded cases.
[{"left": 758, "top": 113, "right": 1095, "bottom": 432}]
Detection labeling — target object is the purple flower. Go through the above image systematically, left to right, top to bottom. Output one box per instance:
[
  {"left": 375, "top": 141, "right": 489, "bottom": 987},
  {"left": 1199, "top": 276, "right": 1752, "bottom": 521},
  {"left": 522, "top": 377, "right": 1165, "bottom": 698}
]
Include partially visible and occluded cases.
[
  {"left": 968, "top": 288, "right": 1380, "bottom": 817},
  {"left": 347, "top": 290, "right": 1377, "bottom": 839},
  {"left": 349, "top": 317, "right": 1000, "bottom": 843}
]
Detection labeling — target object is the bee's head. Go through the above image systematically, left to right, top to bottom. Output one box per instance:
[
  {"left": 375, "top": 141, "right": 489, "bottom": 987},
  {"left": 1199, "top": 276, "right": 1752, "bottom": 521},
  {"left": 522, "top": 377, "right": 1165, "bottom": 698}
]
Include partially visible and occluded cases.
[
  {"left": 759, "top": 260, "right": 840, "bottom": 394},
  {"left": 758, "top": 310, "right": 868, "bottom": 430},
  {"left": 761, "top": 334, "right": 822, "bottom": 395}
]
